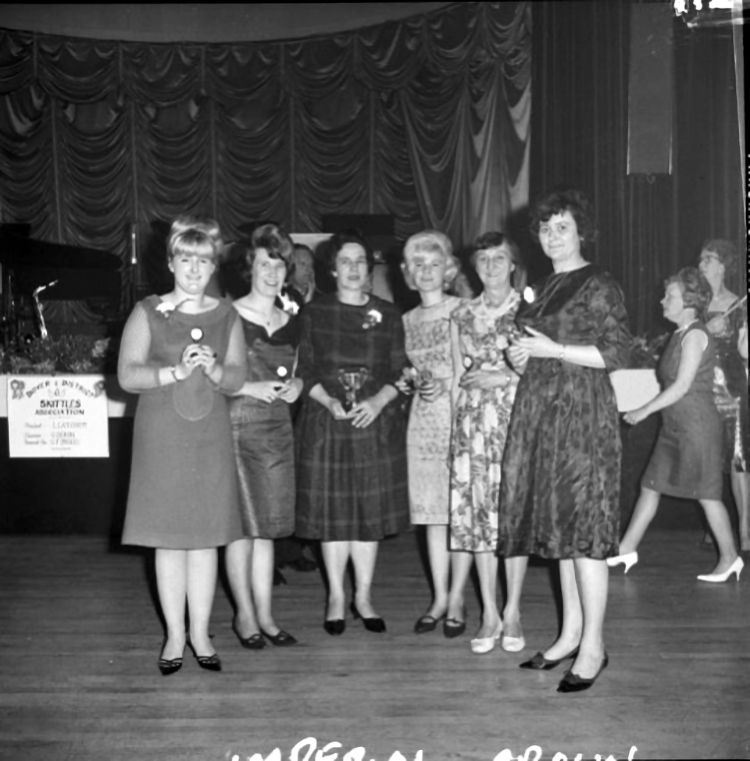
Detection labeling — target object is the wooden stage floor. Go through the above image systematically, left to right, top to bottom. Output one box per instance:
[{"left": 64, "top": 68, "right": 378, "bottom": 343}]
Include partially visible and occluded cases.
[{"left": 0, "top": 527, "right": 747, "bottom": 761}]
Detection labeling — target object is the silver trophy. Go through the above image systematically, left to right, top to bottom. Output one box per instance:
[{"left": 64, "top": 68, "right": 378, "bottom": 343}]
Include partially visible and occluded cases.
[{"left": 337, "top": 366, "right": 370, "bottom": 411}]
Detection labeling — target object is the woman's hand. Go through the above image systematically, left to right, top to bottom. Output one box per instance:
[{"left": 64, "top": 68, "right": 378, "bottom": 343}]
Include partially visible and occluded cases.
[
  {"left": 705, "top": 315, "right": 727, "bottom": 336},
  {"left": 514, "top": 326, "right": 560, "bottom": 358},
  {"left": 177, "top": 343, "right": 204, "bottom": 377},
  {"left": 506, "top": 343, "right": 529, "bottom": 374},
  {"left": 191, "top": 344, "right": 219, "bottom": 375},
  {"left": 459, "top": 369, "right": 509, "bottom": 391},
  {"left": 276, "top": 377, "right": 303, "bottom": 403},
  {"left": 417, "top": 377, "right": 444, "bottom": 402},
  {"left": 246, "top": 380, "right": 284, "bottom": 404},
  {"left": 349, "top": 397, "right": 384, "bottom": 428},
  {"left": 623, "top": 405, "right": 650, "bottom": 426}
]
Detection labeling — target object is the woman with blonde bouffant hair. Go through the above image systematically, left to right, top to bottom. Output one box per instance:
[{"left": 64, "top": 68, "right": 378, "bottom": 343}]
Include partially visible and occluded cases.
[{"left": 399, "top": 230, "right": 462, "bottom": 634}]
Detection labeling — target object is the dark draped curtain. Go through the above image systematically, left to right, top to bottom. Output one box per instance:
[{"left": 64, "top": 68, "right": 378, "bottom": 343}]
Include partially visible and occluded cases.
[
  {"left": 529, "top": 0, "right": 745, "bottom": 336},
  {"left": 0, "top": 2, "right": 531, "bottom": 306}
]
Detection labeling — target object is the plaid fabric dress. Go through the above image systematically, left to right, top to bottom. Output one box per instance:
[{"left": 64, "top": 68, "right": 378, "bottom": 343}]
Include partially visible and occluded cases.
[{"left": 294, "top": 293, "right": 410, "bottom": 541}]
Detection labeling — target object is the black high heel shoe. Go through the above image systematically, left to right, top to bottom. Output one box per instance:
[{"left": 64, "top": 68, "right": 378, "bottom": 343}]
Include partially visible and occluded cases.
[
  {"left": 350, "top": 602, "right": 386, "bottom": 633},
  {"left": 443, "top": 611, "right": 466, "bottom": 639},
  {"left": 323, "top": 619, "right": 345, "bottom": 636},
  {"left": 232, "top": 620, "right": 266, "bottom": 650},
  {"left": 261, "top": 628, "right": 298, "bottom": 646},
  {"left": 188, "top": 642, "right": 222, "bottom": 672},
  {"left": 520, "top": 646, "right": 579, "bottom": 670},
  {"left": 557, "top": 651, "right": 608, "bottom": 693},
  {"left": 158, "top": 656, "right": 183, "bottom": 676}
]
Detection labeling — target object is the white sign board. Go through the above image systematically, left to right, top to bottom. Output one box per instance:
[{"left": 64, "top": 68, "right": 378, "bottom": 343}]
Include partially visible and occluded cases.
[{"left": 6, "top": 375, "right": 110, "bottom": 458}]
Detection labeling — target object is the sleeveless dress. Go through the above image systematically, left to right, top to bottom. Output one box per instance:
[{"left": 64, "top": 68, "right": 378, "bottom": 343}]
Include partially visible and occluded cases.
[
  {"left": 497, "top": 265, "right": 631, "bottom": 560},
  {"left": 449, "top": 291, "right": 520, "bottom": 552},
  {"left": 294, "top": 293, "right": 409, "bottom": 541},
  {"left": 403, "top": 295, "right": 461, "bottom": 526},
  {"left": 121, "top": 296, "right": 244, "bottom": 549},
  {"left": 706, "top": 304, "right": 748, "bottom": 472},
  {"left": 229, "top": 315, "right": 299, "bottom": 539},
  {"left": 641, "top": 323, "right": 723, "bottom": 499}
]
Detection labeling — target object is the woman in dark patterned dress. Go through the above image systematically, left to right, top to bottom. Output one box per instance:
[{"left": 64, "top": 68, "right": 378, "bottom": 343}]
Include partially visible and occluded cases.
[
  {"left": 498, "top": 189, "right": 631, "bottom": 693},
  {"left": 119, "top": 222, "right": 247, "bottom": 675},
  {"left": 225, "top": 232, "right": 302, "bottom": 650},
  {"left": 295, "top": 232, "right": 409, "bottom": 635},
  {"left": 698, "top": 239, "right": 749, "bottom": 551},
  {"left": 609, "top": 268, "right": 742, "bottom": 582}
]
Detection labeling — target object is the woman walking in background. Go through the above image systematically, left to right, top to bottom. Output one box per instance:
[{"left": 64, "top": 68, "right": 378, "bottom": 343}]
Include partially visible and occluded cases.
[
  {"left": 400, "top": 230, "right": 461, "bottom": 634},
  {"left": 698, "top": 239, "right": 749, "bottom": 551},
  {"left": 609, "top": 267, "right": 742, "bottom": 582}
]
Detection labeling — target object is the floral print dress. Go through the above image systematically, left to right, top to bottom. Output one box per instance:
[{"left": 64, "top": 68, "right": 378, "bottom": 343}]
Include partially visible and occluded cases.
[{"left": 449, "top": 290, "right": 520, "bottom": 552}]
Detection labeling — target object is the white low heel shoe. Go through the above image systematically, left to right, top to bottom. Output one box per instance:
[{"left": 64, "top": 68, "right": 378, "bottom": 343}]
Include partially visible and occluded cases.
[
  {"left": 606, "top": 551, "right": 638, "bottom": 574},
  {"left": 697, "top": 556, "right": 744, "bottom": 583},
  {"left": 470, "top": 621, "right": 503, "bottom": 654}
]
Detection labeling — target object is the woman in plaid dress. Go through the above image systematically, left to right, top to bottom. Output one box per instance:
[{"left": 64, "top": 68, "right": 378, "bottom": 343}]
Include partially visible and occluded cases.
[{"left": 295, "top": 232, "right": 409, "bottom": 635}]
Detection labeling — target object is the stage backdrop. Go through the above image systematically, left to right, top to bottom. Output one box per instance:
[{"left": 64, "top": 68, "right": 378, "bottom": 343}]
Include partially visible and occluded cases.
[{"left": 0, "top": 2, "right": 530, "bottom": 303}]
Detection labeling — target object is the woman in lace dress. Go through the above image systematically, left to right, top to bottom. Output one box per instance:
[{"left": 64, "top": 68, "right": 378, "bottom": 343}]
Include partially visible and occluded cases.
[{"left": 400, "top": 230, "right": 461, "bottom": 634}]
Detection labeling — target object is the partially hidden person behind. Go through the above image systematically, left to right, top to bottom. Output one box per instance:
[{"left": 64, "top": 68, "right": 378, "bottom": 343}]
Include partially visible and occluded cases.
[
  {"left": 498, "top": 188, "right": 632, "bottom": 692},
  {"left": 119, "top": 219, "right": 247, "bottom": 675},
  {"left": 225, "top": 229, "right": 303, "bottom": 651},
  {"left": 399, "top": 230, "right": 461, "bottom": 635},
  {"left": 294, "top": 231, "right": 410, "bottom": 635},
  {"left": 447, "top": 232, "right": 526, "bottom": 655},
  {"left": 698, "top": 239, "right": 749, "bottom": 552},
  {"left": 608, "top": 266, "right": 743, "bottom": 582}
]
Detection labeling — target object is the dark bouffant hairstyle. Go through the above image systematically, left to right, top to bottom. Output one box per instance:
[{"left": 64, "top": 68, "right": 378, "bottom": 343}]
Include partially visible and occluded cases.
[
  {"left": 529, "top": 188, "right": 597, "bottom": 248},
  {"left": 326, "top": 231, "right": 375, "bottom": 273},
  {"left": 700, "top": 238, "right": 737, "bottom": 273},
  {"left": 666, "top": 266, "right": 713, "bottom": 320}
]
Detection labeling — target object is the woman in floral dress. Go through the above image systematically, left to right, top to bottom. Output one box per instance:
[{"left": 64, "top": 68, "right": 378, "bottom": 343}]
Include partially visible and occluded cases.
[
  {"left": 400, "top": 230, "right": 461, "bottom": 634},
  {"left": 447, "top": 231, "right": 526, "bottom": 655},
  {"left": 295, "top": 232, "right": 409, "bottom": 635}
]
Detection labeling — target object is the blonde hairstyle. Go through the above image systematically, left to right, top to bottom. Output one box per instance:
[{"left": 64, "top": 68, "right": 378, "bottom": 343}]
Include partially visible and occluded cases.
[
  {"left": 167, "top": 215, "right": 223, "bottom": 263},
  {"left": 401, "top": 230, "right": 459, "bottom": 291}
]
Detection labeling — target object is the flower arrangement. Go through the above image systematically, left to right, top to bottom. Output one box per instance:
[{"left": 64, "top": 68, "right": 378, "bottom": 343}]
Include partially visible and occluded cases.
[
  {"left": 362, "top": 308, "right": 383, "bottom": 330},
  {"left": 0, "top": 335, "right": 119, "bottom": 375}
]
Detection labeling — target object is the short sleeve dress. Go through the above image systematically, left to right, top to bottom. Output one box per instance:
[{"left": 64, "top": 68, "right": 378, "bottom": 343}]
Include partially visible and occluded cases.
[
  {"left": 497, "top": 265, "right": 631, "bottom": 560},
  {"left": 449, "top": 291, "right": 521, "bottom": 552},
  {"left": 294, "top": 293, "right": 410, "bottom": 541},
  {"left": 121, "top": 295, "right": 244, "bottom": 549},
  {"left": 403, "top": 295, "right": 461, "bottom": 526},
  {"left": 707, "top": 303, "right": 749, "bottom": 472},
  {"left": 229, "top": 315, "right": 299, "bottom": 539},
  {"left": 641, "top": 323, "right": 723, "bottom": 500}
]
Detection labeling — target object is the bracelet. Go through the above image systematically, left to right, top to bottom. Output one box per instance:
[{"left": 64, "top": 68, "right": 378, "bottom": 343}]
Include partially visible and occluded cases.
[
  {"left": 558, "top": 344, "right": 567, "bottom": 362},
  {"left": 170, "top": 366, "right": 181, "bottom": 383},
  {"left": 154, "top": 367, "right": 162, "bottom": 387}
]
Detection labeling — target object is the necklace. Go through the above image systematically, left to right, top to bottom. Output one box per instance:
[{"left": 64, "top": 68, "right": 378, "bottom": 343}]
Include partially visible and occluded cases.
[{"left": 242, "top": 302, "right": 275, "bottom": 327}]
